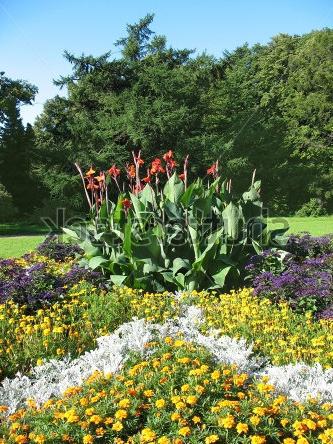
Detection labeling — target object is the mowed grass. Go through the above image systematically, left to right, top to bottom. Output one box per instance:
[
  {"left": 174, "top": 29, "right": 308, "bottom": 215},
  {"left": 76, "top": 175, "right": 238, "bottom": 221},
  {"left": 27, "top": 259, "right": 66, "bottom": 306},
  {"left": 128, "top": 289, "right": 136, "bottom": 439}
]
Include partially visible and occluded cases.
[
  {"left": 269, "top": 215, "right": 333, "bottom": 236},
  {"left": 0, "top": 216, "right": 332, "bottom": 258},
  {"left": 0, "top": 236, "right": 45, "bottom": 259}
]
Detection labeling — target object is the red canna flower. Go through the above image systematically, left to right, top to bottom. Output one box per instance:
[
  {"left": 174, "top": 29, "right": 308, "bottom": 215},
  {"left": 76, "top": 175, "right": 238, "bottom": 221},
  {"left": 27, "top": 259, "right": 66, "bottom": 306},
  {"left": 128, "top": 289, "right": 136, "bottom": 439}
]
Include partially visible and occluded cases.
[
  {"left": 163, "top": 150, "right": 174, "bottom": 161},
  {"left": 207, "top": 161, "right": 219, "bottom": 177},
  {"left": 108, "top": 165, "right": 120, "bottom": 178},
  {"left": 179, "top": 173, "right": 185, "bottom": 181},
  {"left": 142, "top": 176, "right": 151, "bottom": 183},
  {"left": 122, "top": 198, "right": 132, "bottom": 209}
]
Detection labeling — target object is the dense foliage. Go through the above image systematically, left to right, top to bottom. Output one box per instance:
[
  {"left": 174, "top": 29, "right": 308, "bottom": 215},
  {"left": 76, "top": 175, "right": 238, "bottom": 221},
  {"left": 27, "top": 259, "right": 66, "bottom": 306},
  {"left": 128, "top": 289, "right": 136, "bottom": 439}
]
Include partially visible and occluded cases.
[
  {"left": 32, "top": 16, "right": 333, "bottom": 216},
  {"left": 1, "top": 17, "right": 332, "bottom": 218},
  {"left": 0, "top": 72, "right": 42, "bottom": 215},
  {"left": 66, "top": 150, "right": 287, "bottom": 291},
  {"left": 246, "top": 234, "right": 333, "bottom": 316},
  {"left": 0, "top": 235, "right": 332, "bottom": 443},
  {"left": 0, "top": 251, "right": 102, "bottom": 308},
  {"left": 2, "top": 340, "right": 333, "bottom": 444}
]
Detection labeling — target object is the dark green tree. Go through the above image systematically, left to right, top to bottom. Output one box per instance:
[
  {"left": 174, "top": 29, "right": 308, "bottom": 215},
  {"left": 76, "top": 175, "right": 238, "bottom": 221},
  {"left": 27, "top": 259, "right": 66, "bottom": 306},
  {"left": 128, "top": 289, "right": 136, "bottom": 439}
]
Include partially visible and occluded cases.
[{"left": 0, "top": 72, "right": 41, "bottom": 215}]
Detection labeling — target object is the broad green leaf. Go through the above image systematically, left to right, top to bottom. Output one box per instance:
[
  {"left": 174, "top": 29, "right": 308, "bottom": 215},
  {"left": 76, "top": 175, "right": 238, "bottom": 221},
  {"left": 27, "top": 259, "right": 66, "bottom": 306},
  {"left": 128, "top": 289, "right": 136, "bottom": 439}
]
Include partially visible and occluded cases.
[
  {"left": 163, "top": 172, "right": 185, "bottom": 203},
  {"left": 113, "top": 194, "right": 125, "bottom": 224},
  {"left": 222, "top": 202, "right": 243, "bottom": 240},
  {"left": 123, "top": 218, "right": 132, "bottom": 256},
  {"left": 62, "top": 227, "right": 79, "bottom": 240},
  {"left": 88, "top": 256, "right": 108, "bottom": 269},
  {"left": 172, "top": 258, "right": 191, "bottom": 276},
  {"left": 212, "top": 266, "right": 232, "bottom": 287},
  {"left": 109, "top": 274, "right": 127, "bottom": 286}
]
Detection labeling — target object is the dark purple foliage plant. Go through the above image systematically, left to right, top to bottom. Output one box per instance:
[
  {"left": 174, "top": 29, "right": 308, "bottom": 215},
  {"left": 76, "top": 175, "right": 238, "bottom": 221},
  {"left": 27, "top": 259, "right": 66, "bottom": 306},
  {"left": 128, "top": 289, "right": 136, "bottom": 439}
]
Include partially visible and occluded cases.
[{"left": 247, "top": 233, "right": 333, "bottom": 318}]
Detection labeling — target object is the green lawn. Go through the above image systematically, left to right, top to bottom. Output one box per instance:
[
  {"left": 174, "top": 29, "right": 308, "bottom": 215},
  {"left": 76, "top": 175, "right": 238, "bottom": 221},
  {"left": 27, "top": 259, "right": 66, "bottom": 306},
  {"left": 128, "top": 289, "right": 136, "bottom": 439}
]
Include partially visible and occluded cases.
[
  {"left": 269, "top": 215, "right": 333, "bottom": 236},
  {"left": 0, "top": 216, "right": 332, "bottom": 259},
  {"left": 0, "top": 235, "right": 45, "bottom": 259}
]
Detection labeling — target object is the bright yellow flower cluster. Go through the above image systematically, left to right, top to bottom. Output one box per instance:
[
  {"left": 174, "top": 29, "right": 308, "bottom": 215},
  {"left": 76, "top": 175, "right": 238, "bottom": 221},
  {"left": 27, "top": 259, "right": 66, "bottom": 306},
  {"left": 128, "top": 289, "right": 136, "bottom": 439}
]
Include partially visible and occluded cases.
[
  {"left": 0, "top": 282, "right": 179, "bottom": 379},
  {"left": 183, "top": 288, "right": 333, "bottom": 367},
  {"left": 1, "top": 339, "right": 332, "bottom": 443}
]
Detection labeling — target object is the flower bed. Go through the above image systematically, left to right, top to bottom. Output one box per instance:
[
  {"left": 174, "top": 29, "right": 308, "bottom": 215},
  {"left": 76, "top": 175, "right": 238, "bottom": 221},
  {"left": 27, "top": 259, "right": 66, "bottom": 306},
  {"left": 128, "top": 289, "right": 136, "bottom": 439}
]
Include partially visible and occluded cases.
[{"left": 0, "top": 234, "right": 333, "bottom": 443}]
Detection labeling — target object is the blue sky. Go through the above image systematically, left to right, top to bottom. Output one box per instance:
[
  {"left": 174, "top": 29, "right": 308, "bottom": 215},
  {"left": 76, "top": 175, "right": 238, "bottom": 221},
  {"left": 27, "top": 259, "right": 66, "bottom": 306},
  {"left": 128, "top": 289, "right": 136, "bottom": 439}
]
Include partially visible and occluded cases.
[{"left": 1, "top": 0, "right": 332, "bottom": 124}]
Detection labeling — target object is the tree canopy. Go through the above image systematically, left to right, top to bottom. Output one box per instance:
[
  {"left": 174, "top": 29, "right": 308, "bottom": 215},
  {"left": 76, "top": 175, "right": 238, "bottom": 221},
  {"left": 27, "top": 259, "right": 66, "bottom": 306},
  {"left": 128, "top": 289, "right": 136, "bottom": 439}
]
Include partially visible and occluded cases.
[{"left": 2, "top": 16, "right": 333, "bottom": 218}]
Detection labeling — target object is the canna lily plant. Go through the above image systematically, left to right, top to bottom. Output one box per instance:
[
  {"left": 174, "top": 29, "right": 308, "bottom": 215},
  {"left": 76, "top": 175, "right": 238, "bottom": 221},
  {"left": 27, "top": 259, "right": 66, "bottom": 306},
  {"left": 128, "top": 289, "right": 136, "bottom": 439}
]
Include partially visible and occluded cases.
[{"left": 65, "top": 150, "right": 287, "bottom": 291}]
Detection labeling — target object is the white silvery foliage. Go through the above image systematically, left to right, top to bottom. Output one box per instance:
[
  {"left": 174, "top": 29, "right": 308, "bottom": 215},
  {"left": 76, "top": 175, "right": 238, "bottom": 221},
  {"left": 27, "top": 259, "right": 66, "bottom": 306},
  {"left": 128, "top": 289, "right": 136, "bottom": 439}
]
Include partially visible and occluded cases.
[
  {"left": 1, "top": 305, "right": 333, "bottom": 413},
  {"left": 0, "top": 318, "right": 155, "bottom": 413},
  {"left": 260, "top": 363, "right": 333, "bottom": 403}
]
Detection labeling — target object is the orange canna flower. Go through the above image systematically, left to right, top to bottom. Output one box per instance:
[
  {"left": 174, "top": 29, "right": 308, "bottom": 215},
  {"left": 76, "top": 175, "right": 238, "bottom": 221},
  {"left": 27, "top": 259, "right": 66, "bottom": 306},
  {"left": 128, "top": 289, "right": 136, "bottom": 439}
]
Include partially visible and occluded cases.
[
  {"left": 150, "top": 158, "right": 165, "bottom": 175},
  {"left": 127, "top": 164, "right": 136, "bottom": 178},
  {"left": 85, "top": 166, "right": 96, "bottom": 177},
  {"left": 95, "top": 172, "right": 105, "bottom": 182},
  {"left": 86, "top": 181, "right": 99, "bottom": 190}
]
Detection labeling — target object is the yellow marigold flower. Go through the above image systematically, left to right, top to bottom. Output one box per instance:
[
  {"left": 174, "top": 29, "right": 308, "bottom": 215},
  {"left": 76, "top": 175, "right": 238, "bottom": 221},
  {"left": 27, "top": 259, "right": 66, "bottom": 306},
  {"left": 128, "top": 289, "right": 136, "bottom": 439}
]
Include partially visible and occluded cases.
[
  {"left": 164, "top": 337, "right": 173, "bottom": 345},
  {"left": 174, "top": 340, "right": 185, "bottom": 347},
  {"left": 178, "top": 357, "right": 190, "bottom": 364},
  {"left": 36, "top": 358, "right": 43, "bottom": 366},
  {"left": 211, "top": 370, "right": 220, "bottom": 380},
  {"left": 181, "top": 384, "right": 190, "bottom": 392},
  {"left": 144, "top": 389, "right": 155, "bottom": 398},
  {"left": 186, "top": 395, "right": 198, "bottom": 405},
  {"left": 118, "top": 398, "right": 130, "bottom": 408},
  {"left": 155, "top": 398, "right": 166, "bottom": 409},
  {"left": 176, "top": 401, "right": 186, "bottom": 410},
  {"left": 253, "top": 407, "right": 267, "bottom": 416},
  {"left": 85, "top": 408, "right": 95, "bottom": 416},
  {"left": 115, "top": 409, "right": 128, "bottom": 420},
  {"left": 89, "top": 414, "right": 102, "bottom": 424},
  {"left": 219, "top": 414, "right": 235, "bottom": 429},
  {"left": 250, "top": 415, "right": 261, "bottom": 426},
  {"left": 192, "top": 416, "right": 201, "bottom": 424},
  {"left": 281, "top": 419, "right": 289, "bottom": 427},
  {"left": 303, "top": 419, "right": 316, "bottom": 431},
  {"left": 112, "top": 421, "right": 123, "bottom": 432},
  {"left": 236, "top": 423, "right": 249, "bottom": 434},
  {"left": 178, "top": 426, "right": 191, "bottom": 437},
  {"left": 96, "top": 427, "right": 105, "bottom": 437},
  {"left": 141, "top": 428, "right": 157, "bottom": 443},
  {"left": 83, "top": 435, "right": 94, "bottom": 444},
  {"left": 205, "top": 435, "right": 219, "bottom": 443},
  {"left": 14, "top": 436, "right": 28, "bottom": 444},
  {"left": 33, "top": 436, "right": 45, "bottom": 444},
  {"left": 250, "top": 436, "right": 266, "bottom": 444},
  {"left": 157, "top": 437, "right": 170, "bottom": 444},
  {"left": 296, "top": 438, "right": 309, "bottom": 444},
  {"left": 283, "top": 439, "right": 296, "bottom": 444}
]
